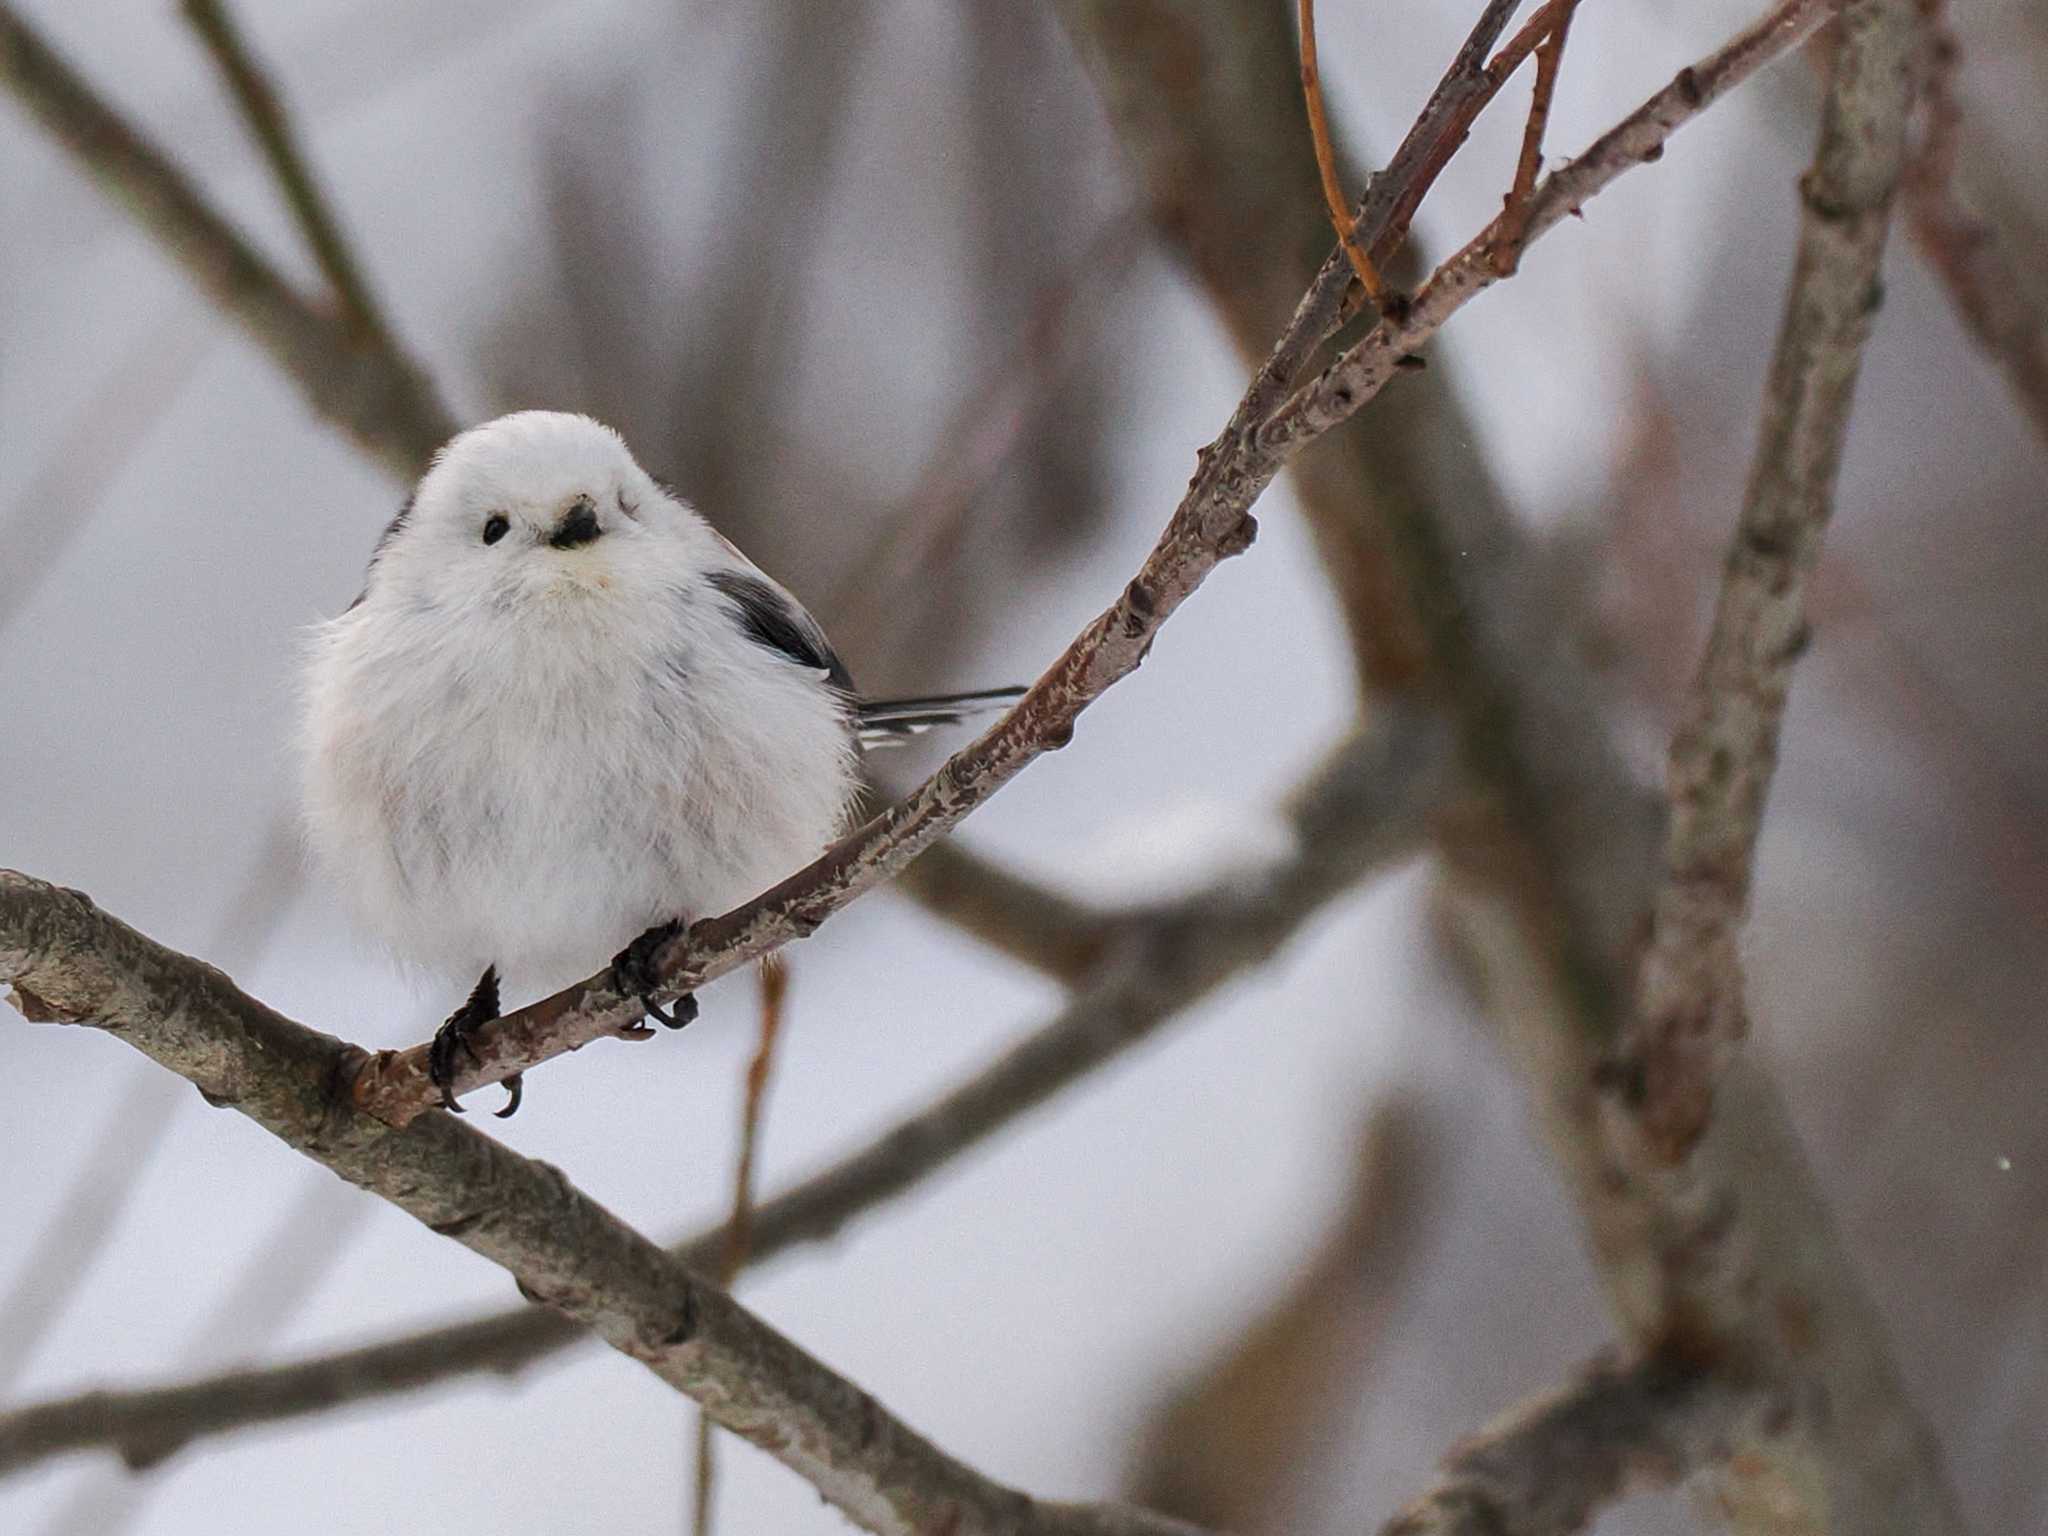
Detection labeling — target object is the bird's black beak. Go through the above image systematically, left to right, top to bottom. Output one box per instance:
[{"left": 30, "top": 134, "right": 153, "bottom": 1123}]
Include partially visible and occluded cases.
[{"left": 550, "top": 500, "right": 602, "bottom": 550}]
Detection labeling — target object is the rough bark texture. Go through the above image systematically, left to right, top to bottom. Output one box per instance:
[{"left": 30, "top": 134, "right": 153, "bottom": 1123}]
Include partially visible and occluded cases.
[
  {"left": 1625, "top": 0, "right": 1921, "bottom": 1159},
  {"left": 0, "top": 717, "right": 1445, "bottom": 1477},
  {"left": 0, "top": 874, "right": 1205, "bottom": 1536}
]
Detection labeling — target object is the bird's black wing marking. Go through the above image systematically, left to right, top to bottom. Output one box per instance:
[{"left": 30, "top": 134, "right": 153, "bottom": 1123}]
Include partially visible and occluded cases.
[
  {"left": 345, "top": 493, "right": 417, "bottom": 612},
  {"left": 705, "top": 569, "right": 856, "bottom": 696}
]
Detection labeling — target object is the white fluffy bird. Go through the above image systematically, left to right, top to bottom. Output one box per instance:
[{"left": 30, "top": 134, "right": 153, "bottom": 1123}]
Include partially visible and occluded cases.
[{"left": 302, "top": 411, "right": 1020, "bottom": 1114}]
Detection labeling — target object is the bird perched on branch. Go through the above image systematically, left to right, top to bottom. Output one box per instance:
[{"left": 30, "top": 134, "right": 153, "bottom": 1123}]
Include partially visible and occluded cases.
[{"left": 302, "top": 411, "right": 1022, "bottom": 1116}]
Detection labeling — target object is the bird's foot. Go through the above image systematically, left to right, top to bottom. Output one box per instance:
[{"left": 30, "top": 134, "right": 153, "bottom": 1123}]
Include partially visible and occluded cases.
[
  {"left": 610, "top": 920, "right": 698, "bottom": 1032},
  {"left": 429, "top": 966, "right": 522, "bottom": 1116}
]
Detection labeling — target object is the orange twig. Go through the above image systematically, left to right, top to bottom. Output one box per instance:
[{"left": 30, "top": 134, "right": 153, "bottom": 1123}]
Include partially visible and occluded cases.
[
  {"left": 1299, "top": 0, "right": 1388, "bottom": 304},
  {"left": 1338, "top": 0, "right": 1571, "bottom": 318},
  {"left": 1494, "top": 0, "right": 1583, "bottom": 273}
]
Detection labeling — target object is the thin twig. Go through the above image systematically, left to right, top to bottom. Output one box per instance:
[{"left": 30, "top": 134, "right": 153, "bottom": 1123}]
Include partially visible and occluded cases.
[
  {"left": 178, "top": 0, "right": 392, "bottom": 347},
  {"left": 1056, "top": 0, "right": 1530, "bottom": 692},
  {"left": 1226, "top": 0, "right": 1528, "bottom": 427},
  {"left": 1261, "top": 0, "right": 1853, "bottom": 456},
  {"left": 1298, "top": 0, "right": 1387, "bottom": 302},
  {"left": 1492, "top": 0, "right": 1583, "bottom": 273},
  {"left": 1621, "top": 0, "right": 1920, "bottom": 1160},
  {"left": 1898, "top": 0, "right": 2048, "bottom": 448},
  {"left": 0, "top": 2, "right": 454, "bottom": 479},
  {"left": 0, "top": 718, "right": 1446, "bottom": 1477},
  {"left": 0, "top": 874, "right": 1208, "bottom": 1536},
  {"left": 690, "top": 957, "right": 790, "bottom": 1536}
]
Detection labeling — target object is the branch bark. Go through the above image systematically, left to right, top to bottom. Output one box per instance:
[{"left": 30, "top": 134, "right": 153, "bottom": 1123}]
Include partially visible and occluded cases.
[
  {"left": 352, "top": 0, "right": 1831, "bottom": 1125},
  {"left": 1054, "top": 0, "right": 1528, "bottom": 693},
  {"left": 1620, "top": 0, "right": 1920, "bottom": 1160},
  {"left": 0, "top": 2, "right": 454, "bottom": 479},
  {"left": 1065, "top": 3, "right": 1968, "bottom": 1534},
  {"left": 0, "top": 717, "right": 1444, "bottom": 1478},
  {"left": 0, "top": 873, "right": 1206, "bottom": 1536}
]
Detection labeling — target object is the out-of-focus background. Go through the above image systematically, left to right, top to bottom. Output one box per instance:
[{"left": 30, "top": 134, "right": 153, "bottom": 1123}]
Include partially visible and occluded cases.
[{"left": 1, "top": 1, "right": 2043, "bottom": 1532}]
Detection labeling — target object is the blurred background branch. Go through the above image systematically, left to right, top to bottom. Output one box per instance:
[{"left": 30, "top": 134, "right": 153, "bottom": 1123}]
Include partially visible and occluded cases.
[
  {"left": 2, "top": 0, "right": 2042, "bottom": 1530},
  {"left": 0, "top": 1, "right": 452, "bottom": 479}
]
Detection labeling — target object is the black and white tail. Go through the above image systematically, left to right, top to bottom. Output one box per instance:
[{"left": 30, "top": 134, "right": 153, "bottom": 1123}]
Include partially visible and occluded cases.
[{"left": 855, "top": 686, "right": 1026, "bottom": 748}]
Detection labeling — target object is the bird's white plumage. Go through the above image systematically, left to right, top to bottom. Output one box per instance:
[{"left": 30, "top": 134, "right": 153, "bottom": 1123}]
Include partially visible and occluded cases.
[{"left": 300, "top": 411, "right": 859, "bottom": 1000}]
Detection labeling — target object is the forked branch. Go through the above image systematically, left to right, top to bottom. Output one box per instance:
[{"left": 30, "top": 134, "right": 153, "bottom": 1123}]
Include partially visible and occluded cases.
[
  {"left": 355, "top": 0, "right": 1850, "bottom": 1125},
  {"left": 0, "top": 1, "right": 453, "bottom": 478},
  {"left": 0, "top": 719, "right": 1446, "bottom": 1478},
  {"left": 0, "top": 873, "right": 1205, "bottom": 1536}
]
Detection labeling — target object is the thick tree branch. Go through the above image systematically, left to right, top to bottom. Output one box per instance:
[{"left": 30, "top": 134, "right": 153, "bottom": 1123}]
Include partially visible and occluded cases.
[
  {"left": 1621, "top": 0, "right": 1918, "bottom": 1159},
  {"left": 0, "top": 2, "right": 454, "bottom": 479},
  {"left": 0, "top": 717, "right": 1445, "bottom": 1476},
  {"left": 0, "top": 874, "right": 1206, "bottom": 1536},
  {"left": 1380, "top": 1356, "right": 1781, "bottom": 1536}
]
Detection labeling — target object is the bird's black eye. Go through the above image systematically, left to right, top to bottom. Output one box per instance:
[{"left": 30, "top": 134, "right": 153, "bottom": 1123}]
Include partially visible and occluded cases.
[{"left": 482, "top": 514, "right": 510, "bottom": 546}]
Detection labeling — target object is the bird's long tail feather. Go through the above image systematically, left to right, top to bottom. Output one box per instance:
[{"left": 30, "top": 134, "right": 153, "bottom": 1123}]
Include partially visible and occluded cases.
[{"left": 855, "top": 686, "right": 1026, "bottom": 747}]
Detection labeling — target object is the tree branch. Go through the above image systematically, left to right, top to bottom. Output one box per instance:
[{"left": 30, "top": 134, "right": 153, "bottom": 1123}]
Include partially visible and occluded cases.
[
  {"left": 178, "top": 0, "right": 394, "bottom": 348},
  {"left": 351, "top": 0, "right": 1829, "bottom": 1125},
  {"left": 1054, "top": 0, "right": 1528, "bottom": 691},
  {"left": 1262, "top": 0, "right": 1856, "bottom": 455},
  {"left": 1298, "top": 0, "right": 1388, "bottom": 302},
  {"left": 1492, "top": 0, "right": 1583, "bottom": 273},
  {"left": 1622, "top": 0, "right": 1919, "bottom": 1160},
  {"left": 1898, "top": 0, "right": 2048, "bottom": 449},
  {"left": 0, "top": 2, "right": 454, "bottom": 479},
  {"left": 1067, "top": 3, "right": 1966, "bottom": 1533},
  {"left": 0, "top": 715, "right": 1446, "bottom": 1477},
  {"left": 894, "top": 838, "right": 1122, "bottom": 984},
  {"left": 0, "top": 874, "right": 1207, "bottom": 1536},
  {"left": 691, "top": 955, "right": 790, "bottom": 1536},
  {"left": 1380, "top": 1355, "right": 1781, "bottom": 1536}
]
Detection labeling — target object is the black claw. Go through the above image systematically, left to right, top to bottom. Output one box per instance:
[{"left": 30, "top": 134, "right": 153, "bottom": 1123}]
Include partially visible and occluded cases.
[
  {"left": 611, "top": 920, "right": 695, "bottom": 1030},
  {"left": 429, "top": 966, "right": 501, "bottom": 1115},
  {"left": 647, "top": 993, "right": 700, "bottom": 1031},
  {"left": 494, "top": 1073, "right": 524, "bottom": 1119}
]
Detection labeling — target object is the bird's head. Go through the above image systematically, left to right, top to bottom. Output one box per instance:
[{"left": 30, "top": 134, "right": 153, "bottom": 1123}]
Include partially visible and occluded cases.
[{"left": 364, "top": 411, "right": 693, "bottom": 615}]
